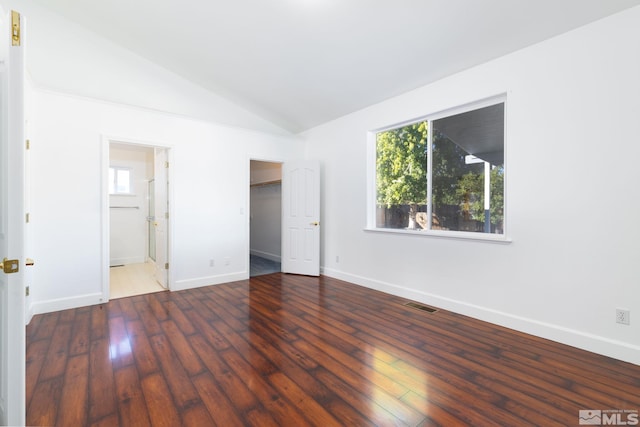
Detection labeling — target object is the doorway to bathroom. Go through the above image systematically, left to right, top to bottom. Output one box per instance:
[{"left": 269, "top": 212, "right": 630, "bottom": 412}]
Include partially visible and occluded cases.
[{"left": 108, "top": 141, "right": 170, "bottom": 298}]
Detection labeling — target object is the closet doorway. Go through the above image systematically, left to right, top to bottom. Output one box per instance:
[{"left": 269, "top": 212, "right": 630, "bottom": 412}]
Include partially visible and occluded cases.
[
  {"left": 108, "top": 142, "right": 170, "bottom": 298},
  {"left": 249, "top": 160, "right": 282, "bottom": 276}
]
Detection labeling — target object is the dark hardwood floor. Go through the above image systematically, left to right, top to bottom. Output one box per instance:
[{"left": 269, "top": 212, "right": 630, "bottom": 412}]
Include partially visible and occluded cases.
[{"left": 26, "top": 273, "right": 640, "bottom": 426}]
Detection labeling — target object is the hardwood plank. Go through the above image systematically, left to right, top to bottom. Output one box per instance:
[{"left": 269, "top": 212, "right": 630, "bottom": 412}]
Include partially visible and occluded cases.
[
  {"left": 180, "top": 288, "right": 220, "bottom": 322},
  {"left": 168, "top": 290, "right": 192, "bottom": 310},
  {"left": 148, "top": 292, "right": 170, "bottom": 321},
  {"left": 203, "top": 296, "right": 247, "bottom": 333},
  {"left": 118, "top": 297, "right": 140, "bottom": 321},
  {"left": 106, "top": 298, "right": 123, "bottom": 318},
  {"left": 134, "top": 298, "right": 163, "bottom": 336},
  {"left": 163, "top": 299, "right": 196, "bottom": 335},
  {"left": 91, "top": 304, "right": 108, "bottom": 340},
  {"left": 183, "top": 305, "right": 231, "bottom": 351},
  {"left": 58, "top": 307, "right": 77, "bottom": 324},
  {"left": 69, "top": 310, "right": 90, "bottom": 356},
  {"left": 25, "top": 311, "right": 43, "bottom": 340},
  {"left": 342, "top": 314, "right": 572, "bottom": 424},
  {"left": 108, "top": 316, "right": 134, "bottom": 370},
  {"left": 212, "top": 318, "right": 277, "bottom": 375},
  {"left": 125, "top": 319, "right": 160, "bottom": 378},
  {"left": 160, "top": 319, "right": 204, "bottom": 376},
  {"left": 349, "top": 320, "right": 562, "bottom": 424},
  {"left": 38, "top": 322, "right": 72, "bottom": 381},
  {"left": 241, "top": 325, "right": 334, "bottom": 403},
  {"left": 296, "top": 328, "right": 409, "bottom": 398},
  {"left": 149, "top": 333, "right": 202, "bottom": 410},
  {"left": 189, "top": 334, "right": 258, "bottom": 411},
  {"left": 25, "top": 338, "right": 50, "bottom": 407},
  {"left": 89, "top": 338, "right": 117, "bottom": 423},
  {"left": 293, "top": 339, "right": 424, "bottom": 426},
  {"left": 221, "top": 348, "right": 311, "bottom": 427},
  {"left": 56, "top": 354, "right": 89, "bottom": 427},
  {"left": 114, "top": 365, "right": 151, "bottom": 427},
  {"left": 312, "top": 367, "right": 408, "bottom": 426},
  {"left": 268, "top": 371, "right": 342, "bottom": 427},
  {"left": 192, "top": 372, "right": 246, "bottom": 427},
  {"left": 140, "top": 373, "right": 182, "bottom": 427},
  {"left": 26, "top": 377, "right": 63, "bottom": 426},
  {"left": 401, "top": 390, "right": 465, "bottom": 427},
  {"left": 320, "top": 400, "right": 378, "bottom": 427},
  {"left": 180, "top": 403, "right": 217, "bottom": 427},
  {"left": 244, "top": 407, "right": 281, "bottom": 427},
  {"left": 89, "top": 413, "right": 119, "bottom": 427}
]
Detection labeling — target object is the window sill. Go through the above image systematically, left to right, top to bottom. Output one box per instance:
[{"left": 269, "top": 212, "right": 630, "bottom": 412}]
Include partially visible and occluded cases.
[{"left": 364, "top": 227, "right": 512, "bottom": 243}]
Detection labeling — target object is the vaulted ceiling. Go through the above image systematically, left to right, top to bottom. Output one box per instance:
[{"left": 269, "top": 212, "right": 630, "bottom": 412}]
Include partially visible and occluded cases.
[{"left": 23, "top": 0, "right": 640, "bottom": 133}]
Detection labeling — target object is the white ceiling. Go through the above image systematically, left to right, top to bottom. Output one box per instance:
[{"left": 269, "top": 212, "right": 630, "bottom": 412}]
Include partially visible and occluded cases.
[{"left": 26, "top": 0, "right": 640, "bottom": 133}]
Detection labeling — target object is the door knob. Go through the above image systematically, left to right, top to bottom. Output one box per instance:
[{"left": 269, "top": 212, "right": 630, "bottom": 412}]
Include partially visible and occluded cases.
[
  {"left": 310, "top": 221, "right": 320, "bottom": 226},
  {"left": 1, "top": 258, "right": 19, "bottom": 274},
  {"left": 26, "top": 258, "right": 35, "bottom": 266}
]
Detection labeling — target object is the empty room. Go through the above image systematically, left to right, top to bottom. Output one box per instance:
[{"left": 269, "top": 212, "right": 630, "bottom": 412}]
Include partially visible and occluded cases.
[{"left": 1, "top": 0, "right": 640, "bottom": 426}]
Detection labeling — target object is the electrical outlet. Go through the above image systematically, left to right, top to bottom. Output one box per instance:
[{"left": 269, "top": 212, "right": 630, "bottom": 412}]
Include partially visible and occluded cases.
[
  {"left": 336, "top": 255, "right": 340, "bottom": 263},
  {"left": 224, "top": 257, "right": 230, "bottom": 266},
  {"left": 209, "top": 259, "right": 215, "bottom": 267},
  {"left": 616, "top": 308, "right": 630, "bottom": 325}
]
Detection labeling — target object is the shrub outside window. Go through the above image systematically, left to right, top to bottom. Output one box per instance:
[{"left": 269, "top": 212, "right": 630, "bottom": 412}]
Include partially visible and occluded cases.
[{"left": 374, "top": 98, "right": 505, "bottom": 237}]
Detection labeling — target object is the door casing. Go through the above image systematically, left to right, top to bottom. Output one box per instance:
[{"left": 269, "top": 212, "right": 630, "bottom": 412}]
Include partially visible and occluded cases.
[{"left": 101, "top": 136, "right": 173, "bottom": 300}]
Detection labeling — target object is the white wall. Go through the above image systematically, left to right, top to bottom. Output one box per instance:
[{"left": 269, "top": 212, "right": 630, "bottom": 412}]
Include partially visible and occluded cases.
[
  {"left": 302, "top": 7, "right": 640, "bottom": 364},
  {"left": 29, "top": 90, "right": 302, "bottom": 314},
  {"left": 109, "top": 144, "right": 153, "bottom": 266}
]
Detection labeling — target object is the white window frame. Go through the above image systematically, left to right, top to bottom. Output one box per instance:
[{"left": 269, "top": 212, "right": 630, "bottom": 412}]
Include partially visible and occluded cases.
[
  {"left": 366, "top": 94, "right": 510, "bottom": 243},
  {"left": 108, "top": 166, "right": 133, "bottom": 195}
]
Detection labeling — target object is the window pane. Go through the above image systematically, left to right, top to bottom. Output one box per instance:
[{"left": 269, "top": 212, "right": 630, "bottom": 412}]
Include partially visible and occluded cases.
[
  {"left": 372, "top": 100, "right": 505, "bottom": 235},
  {"left": 432, "top": 103, "right": 504, "bottom": 233},
  {"left": 375, "top": 121, "right": 428, "bottom": 230},
  {"left": 109, "top": 167, "right": 132, "bottom": 194},
  {"left": 116, "top": 169, "right": 131, "bottom": 194}
]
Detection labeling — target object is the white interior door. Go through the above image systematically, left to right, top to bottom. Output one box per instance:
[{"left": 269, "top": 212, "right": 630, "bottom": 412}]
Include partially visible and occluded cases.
[
  {"left": 0, "top": 9, "right": 26, "bottom": 426},
  {"left": 154, "top": 148, "right": 168, "bottom": 288},
  {"left": 281, "top": 161, "right": 320, "bottom": 276}
]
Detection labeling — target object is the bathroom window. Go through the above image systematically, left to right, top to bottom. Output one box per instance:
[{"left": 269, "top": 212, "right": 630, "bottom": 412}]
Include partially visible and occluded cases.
[{"left": 109, "top": 166, "right": 132, "bottom": 195}]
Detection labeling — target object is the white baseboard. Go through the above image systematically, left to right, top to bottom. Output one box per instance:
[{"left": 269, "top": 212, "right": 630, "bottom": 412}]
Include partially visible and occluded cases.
[
  {"left": 250, "top": 249, "right": 281, "bottom": 263},
  {"left": 321, "top": 267, "right": 640, "bottom": 366},
  {"left": 27, "top": 271, "right": 249, "bottom": 316},
  {"left": 173, "top": 271, "right": 248, "bottom": 292},
  {"left": 31, "top": 292, "right": 105, "bottom": 316}
]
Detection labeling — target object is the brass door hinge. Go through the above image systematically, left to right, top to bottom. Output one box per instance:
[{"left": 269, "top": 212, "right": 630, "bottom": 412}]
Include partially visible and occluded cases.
[
  {"left": 11, "top": 11, "right": 20, "bottom": 46},
  {"left": 26, "top": 139, "right": 30, "bottom": 150},
  {"left": 165, "top": 161, "right": 169, "bottom": 168},
  {"left": 26, "top": 213, "right": 30, "bottom": 223},
  {"left": 164, "top": 263, "right": 169, "bottom": 270},
  {"left": 25, "top": 286, "right": 30, "bottom": 296}
]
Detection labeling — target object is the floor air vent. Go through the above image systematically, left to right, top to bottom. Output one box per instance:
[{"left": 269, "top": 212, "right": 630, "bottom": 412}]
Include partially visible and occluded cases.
[{"left": 404, "top": 302, "right": 438, "bottom": 313}]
